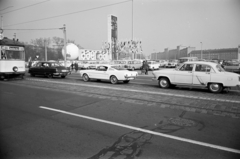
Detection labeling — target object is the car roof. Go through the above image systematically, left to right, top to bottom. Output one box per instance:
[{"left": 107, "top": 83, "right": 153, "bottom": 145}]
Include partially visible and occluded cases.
[{"left": 184, "top": 61, "right": 219, "bottom": 66}]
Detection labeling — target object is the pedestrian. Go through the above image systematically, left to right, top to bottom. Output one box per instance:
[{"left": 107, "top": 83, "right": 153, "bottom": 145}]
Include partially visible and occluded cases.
[
  {"left": 143, "top": 60, "right": 149, "bottom": 75},
  {"left": 28, "top": 61, "right": 32, "bottom": 68},
  {"left": 141, "top": 61, "right": 145, "bottom": 74},
  {"left": 71, "top": 62, "right": 74, "bottom": 71},
  {"left": 74, "top": 62, "right": 78, "bottom": 72}
]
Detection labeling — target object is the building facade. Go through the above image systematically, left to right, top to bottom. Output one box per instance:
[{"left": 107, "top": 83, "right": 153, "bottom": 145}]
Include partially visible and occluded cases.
[{"left": 150, "top": 45, "right": 240, "bottom": 61}]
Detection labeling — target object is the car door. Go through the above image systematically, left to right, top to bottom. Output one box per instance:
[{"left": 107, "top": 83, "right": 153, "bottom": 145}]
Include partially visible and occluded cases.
[
  {"left": 33, "top": 62, "right": 44, "bottom": 75},
  {"left": 43, "top": 62, "right": 52, "bottom": 75},
  {"left": 174, "top": 63, "right": 194, "bottom": 85},
  {"left": 192, "top": 64, "right": 212, "bottom": 86},
  {"left": 92, "top": 66, "right": 107, "bottom": 79}
]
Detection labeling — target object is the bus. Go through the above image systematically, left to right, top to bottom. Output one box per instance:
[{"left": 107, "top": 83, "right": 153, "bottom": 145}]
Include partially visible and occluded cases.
[
  {"left": 0, "top": 37, "right": 25, "bottom": 79},
  {"left": 177, "top": 57, "right": 198, "bottom": 68}
]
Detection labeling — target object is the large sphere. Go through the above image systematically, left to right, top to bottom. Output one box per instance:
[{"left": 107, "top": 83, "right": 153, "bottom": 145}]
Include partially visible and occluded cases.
[{"left": 62, "top": 43, "right": 79, "bottom": 60}]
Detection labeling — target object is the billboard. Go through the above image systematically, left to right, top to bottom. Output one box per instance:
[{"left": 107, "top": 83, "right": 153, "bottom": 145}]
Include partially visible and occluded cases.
[{"left": 108, "top": 15, "right": 118, "bottom": 60}]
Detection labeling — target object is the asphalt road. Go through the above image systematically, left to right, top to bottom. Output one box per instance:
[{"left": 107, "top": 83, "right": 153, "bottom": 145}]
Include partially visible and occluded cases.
[{"left": 0, "top": 74, "right": 240, "bottom": 159}]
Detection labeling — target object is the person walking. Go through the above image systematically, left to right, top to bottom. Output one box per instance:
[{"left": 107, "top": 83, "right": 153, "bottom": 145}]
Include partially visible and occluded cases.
[
  {"left": 143, "top": 60, "right": 149, "bottom": 75},
  {"left": 141, "top": 61, "right": 146, "bottom": 74},
  {"left": 71, "top": 62, "right": 74, "bottom": 71},
  {"left": 74, "top": 62, "right": 79, "bottom": 72}
]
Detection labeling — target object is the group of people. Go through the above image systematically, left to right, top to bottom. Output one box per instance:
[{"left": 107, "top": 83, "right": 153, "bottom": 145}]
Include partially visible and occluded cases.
[
  {"left": 141, "top": 60, "right": 149, "bottom": 75},
  {"left": 71, "top": 62, "right": 79, "bottom": 72}
]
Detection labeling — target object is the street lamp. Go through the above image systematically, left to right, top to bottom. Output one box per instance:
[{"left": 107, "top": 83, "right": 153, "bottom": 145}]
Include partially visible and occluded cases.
[{"left": 200, "top": 42, "right": 203, "bottom": 59}]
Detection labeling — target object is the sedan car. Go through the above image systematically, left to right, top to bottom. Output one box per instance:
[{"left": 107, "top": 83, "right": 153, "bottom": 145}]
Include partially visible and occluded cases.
[
  {"left": 166, "top": 60, "right": 178, "bottom": 68},
  {"left": 29, "top": 61, "right": 70, "bottom": 78},
  {"left": 152, "top": 61, "right": 240, "bottom": 93},
  {"left": 223, "top": 61, "right": 240, "bottom": 73},
  {"left": 80, "top": 65, "right": 138, "bottom": 84}
]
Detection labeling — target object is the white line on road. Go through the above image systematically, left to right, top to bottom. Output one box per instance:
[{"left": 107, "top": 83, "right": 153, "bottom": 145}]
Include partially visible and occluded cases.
[
  {"left": 28, "top": 78, "right": 240, "bottom": 104},
  {"left": 40, "top": 106, "right": 240, "bottom": 154}
]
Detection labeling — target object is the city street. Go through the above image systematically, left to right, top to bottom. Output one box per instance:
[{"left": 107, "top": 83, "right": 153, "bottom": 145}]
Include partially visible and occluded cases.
[{"left": 0, "top": 73, "right": 240, "bottom": 159}]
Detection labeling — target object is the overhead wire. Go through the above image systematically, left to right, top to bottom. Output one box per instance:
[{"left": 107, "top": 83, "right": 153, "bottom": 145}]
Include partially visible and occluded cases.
[
  {"left": 1, "top": 0, "right": 50, "bottom": 15},
  {"left": 4, "top": 0, "right": 132, "bottom": 27},
  {"left": 0, "top": 6, "right": 13, "bottom": 12},
  {"left": 4, "top": 28, "right": 61, "bottom": 30}
]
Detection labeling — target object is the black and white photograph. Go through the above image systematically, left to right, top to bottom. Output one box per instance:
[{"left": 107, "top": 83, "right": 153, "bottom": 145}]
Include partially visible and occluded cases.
[{"left": 0, "top": 0, "right": 240, "bottom": 158}]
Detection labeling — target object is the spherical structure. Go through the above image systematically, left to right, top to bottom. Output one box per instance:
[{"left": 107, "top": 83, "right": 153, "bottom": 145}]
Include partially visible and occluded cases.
[{"left": 62, "top": 43, "right": 79, "bottom": 60}]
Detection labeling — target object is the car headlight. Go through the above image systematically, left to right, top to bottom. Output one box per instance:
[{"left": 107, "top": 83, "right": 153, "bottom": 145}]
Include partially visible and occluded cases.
[{"left": 13, "top": 66, "right": 18, "bottom": 72}]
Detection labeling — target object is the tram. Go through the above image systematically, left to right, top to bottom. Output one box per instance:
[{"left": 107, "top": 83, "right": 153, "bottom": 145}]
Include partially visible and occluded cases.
[{"left": 0, "top": 37, "right": 25, "bottom": 79}]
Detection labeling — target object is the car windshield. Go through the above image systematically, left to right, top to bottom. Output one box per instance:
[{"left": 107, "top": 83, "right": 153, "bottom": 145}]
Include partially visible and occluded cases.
[
  {"left": 3, "top": 50, "right": 25, "bottom": 60},
  {"left": 51, "top": 62, "right": 63, "bottom": 67},
  {"left": 216, "top": 64, "right": 225, "bottom": 72},
  {"left": 111, "top": 66, "right": 127, "bottom": 70}
]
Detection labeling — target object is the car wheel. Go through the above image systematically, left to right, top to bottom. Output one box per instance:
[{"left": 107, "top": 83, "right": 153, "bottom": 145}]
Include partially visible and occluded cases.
[
  {"left": 30, "top": 73, "right": 35, "bottom": 77},
  {"left": 83, "top": 73, "right": 90, "bottom": 82},
  {"left": 48, "top": 74, "right": 53, "bottom": 78},
  {"left": 61, "top": 75, "right": 66, "bottom": 78},
  {"left": 110, "top": 75, "right": 118, "bottom": 84},
  {"left": 159, "top": 77, "right": 170, "bottom": 88},
  {"left": 123, "top": 80, "right": 130, "bottom": 84},
  {"left": 208, "top": 83, "right": 223, "bottom": 93}
]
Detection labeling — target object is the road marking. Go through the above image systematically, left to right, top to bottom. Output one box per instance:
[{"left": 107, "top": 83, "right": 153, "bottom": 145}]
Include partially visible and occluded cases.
[
  {"left": 27, "top": 78, "right": 240, "bottom": 104},
  {"left": 40, "top": 106, "right": 240, "bottom": 154}
]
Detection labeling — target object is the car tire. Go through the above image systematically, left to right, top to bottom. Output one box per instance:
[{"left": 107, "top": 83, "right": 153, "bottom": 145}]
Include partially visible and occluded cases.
[
  {"left": 30, "top": 73, "right": 35, "bottom": 77},
  {"left": 83, "top": 73, "right": 90, "bottom": 82},
  {"left": 48, "top": 74, "right": 53, "bottom": 78},
  {"left": 61, "top": 75, "right": 66, "bottom": 78},
  {"left": 110, "top": 75, "right": 118, "bottom": 84},
  {"left": 159, "top": 77, "right": 170, "bottom": 88},
  {"left": 123, "top": 80, "right": 130, "bottom": 84},
  {"left": 208, "top": 83, "right": 223, "bottom": 93}
]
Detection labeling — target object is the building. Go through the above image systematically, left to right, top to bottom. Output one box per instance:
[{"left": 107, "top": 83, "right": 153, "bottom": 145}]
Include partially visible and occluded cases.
[{"left": 150, "top": 45, "right": 240, "bottom": 61}]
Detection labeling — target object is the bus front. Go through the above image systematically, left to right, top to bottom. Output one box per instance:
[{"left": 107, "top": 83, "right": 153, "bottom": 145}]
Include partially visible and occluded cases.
[{"left": 0, "top": 45, "right": 25, "bottom": 79}]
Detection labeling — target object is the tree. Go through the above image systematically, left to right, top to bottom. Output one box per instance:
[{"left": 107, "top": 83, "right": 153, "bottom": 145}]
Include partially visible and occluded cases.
[
  {"left": 24, "top": 36, "right": 84, "bottom": 61},
  {"left": 30, "top": 37, "right": 51, "bottom": 47}
]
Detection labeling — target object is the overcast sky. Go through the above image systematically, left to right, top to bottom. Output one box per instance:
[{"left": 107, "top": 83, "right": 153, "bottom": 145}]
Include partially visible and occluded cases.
[{"left": 1, "top": 0, "right": 240, "bottom": 55}]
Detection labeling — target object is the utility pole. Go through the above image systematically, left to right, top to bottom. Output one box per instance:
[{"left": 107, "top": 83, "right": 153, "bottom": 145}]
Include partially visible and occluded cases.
[
  {"left": 132, "top": 0, "right": 134, "bottom": 60},
  {"left": 1, "top": 16, "right": 3, "bottom": 29},
  {"left": 63, "top": 24, "right": 67, "bottom": 67},
  {"left": 14, "top": 33, "right": 16, "bottom": 39},
  {"left": 44, "top": 39, "right": 47, "bottom": 61},
  {"left": 200, "top": 42, "right": 203, "bottom": 59}
]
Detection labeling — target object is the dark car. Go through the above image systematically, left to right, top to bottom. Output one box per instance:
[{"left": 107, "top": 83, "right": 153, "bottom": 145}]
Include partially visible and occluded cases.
[{"left": 28, "top": 61, "right": 70, "bottom": 78}]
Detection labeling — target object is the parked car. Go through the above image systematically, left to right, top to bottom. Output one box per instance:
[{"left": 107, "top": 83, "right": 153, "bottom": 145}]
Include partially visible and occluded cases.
[
  {"left": 158, "top": 60, "right": 168, "bottom": 67},
  {"left": 166, "top": 60, "right": 178, "bottom": 68},
  {"left": 28, "top": 61, "right": 70, "bottom": 78},
  {"left": 147, "top": 61, "right": 160, "bottom": 70},
  {"left": 152, "top": 61, "right": 240, "bottom": 93},
  {"left": 223, "top": 61, "right": 240, "bottom": 73},
  {"left": 80, "top": 64, "right": 138, "bottom": 84}
]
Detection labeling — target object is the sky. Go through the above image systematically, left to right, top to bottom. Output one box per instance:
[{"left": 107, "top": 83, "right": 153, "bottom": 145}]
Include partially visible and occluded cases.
[{"left": 1, "top": 0, "right": 240, "bottom": 56}]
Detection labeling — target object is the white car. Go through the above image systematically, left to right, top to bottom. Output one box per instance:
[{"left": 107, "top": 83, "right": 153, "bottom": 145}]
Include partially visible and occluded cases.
[
  {"left": 158, "top": 60, "right": 168, "bottom": 67},
  {"left": 166, "top": 60, "right": 178, "bottom": 68},
  {"left": 147, "top": 61, "right": 160, "bottom": 70},
  {"left": 152, "top": 61, "right": 240, "bottom": 93},
  {"left": 80, "top": 65, "right": 138, "bottom": 84}
]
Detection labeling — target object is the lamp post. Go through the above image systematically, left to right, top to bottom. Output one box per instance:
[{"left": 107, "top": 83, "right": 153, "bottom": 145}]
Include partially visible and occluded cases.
[{"left": 200, "top": 42, "right": 203, "bottom": 59}]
